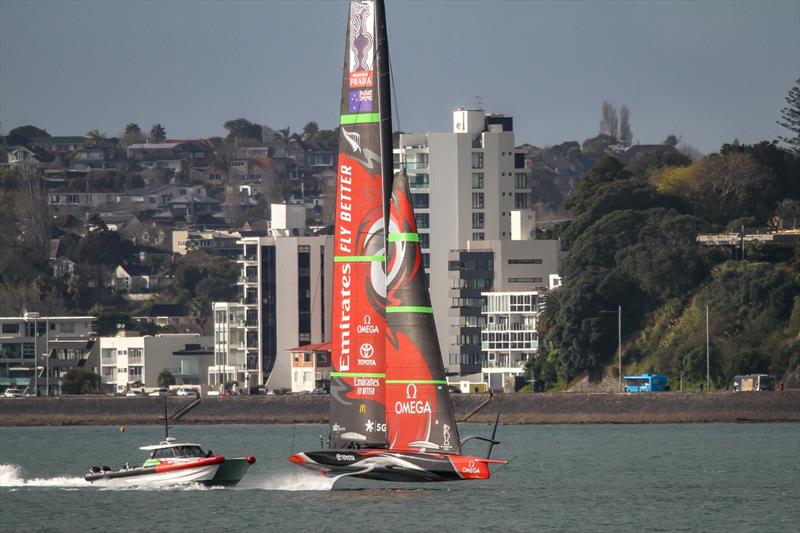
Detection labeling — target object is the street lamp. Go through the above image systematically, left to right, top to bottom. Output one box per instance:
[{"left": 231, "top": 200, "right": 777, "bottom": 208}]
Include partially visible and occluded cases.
[
  {"left": 600, "top": 306, "right": 622, "bottom": 393},
  {"left": 24, "top": 312, "right": 40, "bottom": 397}
]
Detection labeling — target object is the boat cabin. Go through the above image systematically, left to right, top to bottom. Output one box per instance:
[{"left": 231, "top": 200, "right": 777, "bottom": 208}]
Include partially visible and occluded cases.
[
  {"left": 624, "top": 373, "right": 669, "bottom": 393},
  {"left": 140, "top": 440, "right": 212, "bottom": 463}
]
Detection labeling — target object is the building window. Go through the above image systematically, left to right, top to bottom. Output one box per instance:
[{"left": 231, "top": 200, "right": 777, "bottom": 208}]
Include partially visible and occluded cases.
[
  {"left": 472, "top": 152, "right": 484, "bottom": 169},
  {"left": 408, "top": 172, "right": 429, "bottom": 188},
  {"left": 472, "top": 172, "right": 484, "bottom": 189},
  {"left": 515, "top": 173, "right": 528, "bottom": 188},
  {"left": 514, "top": 192, "right": 529, "bottom": 209},
  {"left": 411, "top": 193, "right": 429, "bottom": 209},
  {"left": 472, "top": 193, "right": 484, "bottom": 209},
  {"left": 472, "top": 212, "right": 484, "bottom": 229},
  {"left": 415, "top": 213, "right": 429, "bottom": 229},
  {"left": 472, "top": 232, "right": 485, "bottom": 241},
  {"left": 419, "top": 233, "right": 430, "bottom": 249},
  {"left": 422, "top": 254, "right": 430, "bottom": 269},
  {"left": 508, "top": 259, "right": 542, "bottom": 264},
  {"left": 508, "top": 277, "right": 543, "bottom": 283},
  {"left": 1, "top": 324, "right": 19, "bottom": 334}
]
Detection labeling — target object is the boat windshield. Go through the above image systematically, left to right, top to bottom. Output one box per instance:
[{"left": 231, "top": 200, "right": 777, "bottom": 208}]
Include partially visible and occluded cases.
[{"left": 150, "top": 446, "right": 206, "bottom": 459}]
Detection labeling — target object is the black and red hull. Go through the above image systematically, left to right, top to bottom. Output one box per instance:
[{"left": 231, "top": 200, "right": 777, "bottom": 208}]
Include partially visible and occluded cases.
[{"left": 290, "top": 448, "right": 505, "bottom": 482}]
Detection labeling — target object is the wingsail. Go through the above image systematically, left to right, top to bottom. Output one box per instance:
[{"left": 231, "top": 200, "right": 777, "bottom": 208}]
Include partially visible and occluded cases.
[{"left": 328, "top": 0, "right": 391, "bottom": 449}]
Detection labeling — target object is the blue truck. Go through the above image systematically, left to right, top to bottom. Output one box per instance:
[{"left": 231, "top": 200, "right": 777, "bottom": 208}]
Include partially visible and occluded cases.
[{"left": 623, "top": 373, "right": 669, "bottom": 392}]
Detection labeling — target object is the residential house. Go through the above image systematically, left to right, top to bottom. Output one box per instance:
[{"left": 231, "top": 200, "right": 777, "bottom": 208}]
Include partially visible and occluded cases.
[
  {"left": 30, "top": 136, "right": 86, "bottom": 154},
  {"left": 7, "top": 146, "right": 58, "bottom": 174},
  {"left": 288, "top": 341, "right": 331, "bottom": 393}
]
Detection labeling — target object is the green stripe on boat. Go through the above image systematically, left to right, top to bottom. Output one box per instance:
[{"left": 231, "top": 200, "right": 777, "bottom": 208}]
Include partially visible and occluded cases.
[
  {"left": 340, "top": 113, "right": 380, "bottom": 125},
  {"left": 388, "top": 233, "right": 419, "bottom": 242},
  {"left": 334, "top": 255, "right": 385, "bottom": 262},
  {"left": 386, "top": 306, "right": 433, "bottom": 313},
  {"left": 331, "top": 372, "right": 386, "bottom": 378},
  {"left": 386, "top": 379, "right": 448, "bottom": 385}
]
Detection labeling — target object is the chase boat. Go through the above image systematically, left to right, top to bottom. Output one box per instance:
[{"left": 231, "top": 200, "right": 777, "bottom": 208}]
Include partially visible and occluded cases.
[{"left": 85, "top": 437, "right": 256, "bottom": 486}]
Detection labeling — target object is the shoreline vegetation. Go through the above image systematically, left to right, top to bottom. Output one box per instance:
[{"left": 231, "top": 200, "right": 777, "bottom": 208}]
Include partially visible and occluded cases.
[{"left": 0, "top": 391, "right": 797, "bottom": 427}]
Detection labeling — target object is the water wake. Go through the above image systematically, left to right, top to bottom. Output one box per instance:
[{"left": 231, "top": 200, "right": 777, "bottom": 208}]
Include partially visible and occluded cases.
[
  {"left": 0, "top": 464, "right": 85, "bottom": 488},
  {"left": 0, "top": 464, "right": 217, "bottom": 491},
  {"left": 238, "top": 470, "right": 336, "bottom": 491}
]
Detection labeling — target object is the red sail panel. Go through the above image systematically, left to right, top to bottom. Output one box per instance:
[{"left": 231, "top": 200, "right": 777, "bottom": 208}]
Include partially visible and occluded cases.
[
  {"left": 329, "top": 0, "right": 388, "bottom": 449},
  {"left": 385, "top": 171, "right": 462, "bottom": 454}
]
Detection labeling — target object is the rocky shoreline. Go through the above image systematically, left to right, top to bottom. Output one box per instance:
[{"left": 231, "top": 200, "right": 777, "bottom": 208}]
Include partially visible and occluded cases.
[{"left": 0, "top": 391, "right": 797, "bottom": 426}]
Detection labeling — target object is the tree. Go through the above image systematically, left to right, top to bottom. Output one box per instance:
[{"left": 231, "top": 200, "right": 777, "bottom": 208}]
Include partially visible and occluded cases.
[
  {"left": 777, "top": 78, "right": 800, "bottom": 153},
  {"left": 599, "top": 101, "right": 618, "bottom": 139},
  {"left": 618, "top": 105, "right": 632, "bottom": 146},
  {"left": 224, "top": 118, "right": 262, "bottom": 141},
  {"left": 302, "top": 121, "right": 320, "bottom": 142},
  {"left": 120, "top": 122, "right": 145, "bottom": 149},
  {"left": 149, "top": 124, "right": 166, "bottom": 143},
  {"left": 6, "top": 125, "right": 49, "bottom": 146},
  {"left": 85, "top": 129, "right": 105, "bottom": 146},
  {"left": 663, "top": 134, "right": 680, "bottom": 147},
  {"left": 62, "top": 369, "right": 102, "bottom": 394},
  {"left": 157, "top": 369, "right": 176, "bottom": 388}
]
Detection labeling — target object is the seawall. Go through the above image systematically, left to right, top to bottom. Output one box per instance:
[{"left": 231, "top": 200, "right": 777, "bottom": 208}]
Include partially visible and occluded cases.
[{"left": 0, "top": 391, "right": 797, "bottom": 426}]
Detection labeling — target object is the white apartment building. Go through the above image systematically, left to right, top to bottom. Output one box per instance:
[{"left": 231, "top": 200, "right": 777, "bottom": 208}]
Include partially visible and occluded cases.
[
  {"left": 394, "top": 109, "right": 535, "bottom": 371},
  {"left": 237, "top": 233, "right": 333, "bottom": 391},
  {"left": 481, "top": 291, "right": 541, "bottom": 390},
  {"left": 210, "top": 302, "right": 248, "bottom": 390},
  {"left": 0, "top": 315, "right": 96, "bottom": 395},
  {"left": 98, "top": 333, "right": 212, "bottom": 393}
]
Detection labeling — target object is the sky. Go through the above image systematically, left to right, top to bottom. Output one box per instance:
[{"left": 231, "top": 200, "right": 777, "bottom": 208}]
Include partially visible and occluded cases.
[{"left": 1, "top": 0, "right": 798, "bottom": 154}]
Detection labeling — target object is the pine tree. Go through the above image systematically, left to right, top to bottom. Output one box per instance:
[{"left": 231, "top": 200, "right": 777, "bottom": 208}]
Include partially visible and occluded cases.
[
  {"left": 777, "top": 78, "right": 800, "bottom": 153},
  {"left": 619, "top": 105, "right": 633, "bottom": 146},
  {"left": 149, "top": 124, "right": 166, "bottom": 143}
]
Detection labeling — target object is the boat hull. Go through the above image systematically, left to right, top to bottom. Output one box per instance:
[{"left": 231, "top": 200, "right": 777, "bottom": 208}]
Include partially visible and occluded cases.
[
  {"left": 290, "top": 449, "right": 504, "bottom": 482},
  {"left": 85, "top": 456, "right": 224, "bottom": 486},
  {"left": 202, "top": 457, "right": 255, "bottom": 487}
]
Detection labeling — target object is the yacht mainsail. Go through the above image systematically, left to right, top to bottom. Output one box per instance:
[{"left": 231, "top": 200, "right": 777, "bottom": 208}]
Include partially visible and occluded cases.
[{"left": 328, "top": 0, "right": 393, "bottom": 448}]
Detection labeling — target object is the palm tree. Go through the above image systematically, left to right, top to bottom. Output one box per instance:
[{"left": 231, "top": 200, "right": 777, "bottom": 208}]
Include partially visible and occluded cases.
[{"left": 538, "top": 290, "right": 561, "bottom": 340}]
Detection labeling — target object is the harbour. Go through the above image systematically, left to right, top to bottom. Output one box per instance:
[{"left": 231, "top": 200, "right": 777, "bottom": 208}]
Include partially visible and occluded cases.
[{"left": 1, "top": 423, "right": 798, "bottom": 532}]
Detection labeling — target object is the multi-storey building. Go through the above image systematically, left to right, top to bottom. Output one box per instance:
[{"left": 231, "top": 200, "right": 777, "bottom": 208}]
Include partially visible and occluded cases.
[
  {"left": 394, "top": 108, "right": 535, "bottom": 371},
  {"left": 236, "top": 232, "right": 333, "bottom": 391},
  {"left": 447, "top": 238, "right": 559, "bottom": 374},
  {"left": 482, "top": 291, "right": 541, "bottom": 390},
  {"left": 210, "top": 302, "right": 248, "bottom": 390},
  {"left": 0, "top": 315, "right": 97, "bottom": 395},
  {"left": 98, "top": 332, "right": 212, "bottom": 393}
]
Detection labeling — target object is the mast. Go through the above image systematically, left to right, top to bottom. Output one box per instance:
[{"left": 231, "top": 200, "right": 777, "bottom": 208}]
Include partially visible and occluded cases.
[{"left": 328, "top": 0, "right": 390, "bottom": 449}]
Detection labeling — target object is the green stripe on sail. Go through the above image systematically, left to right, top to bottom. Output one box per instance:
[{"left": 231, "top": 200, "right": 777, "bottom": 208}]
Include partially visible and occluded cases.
[
  {"left": 340, "top": 113, "right": 380, "bottom": 125},
  {"left": 388, "top": 233, "right": 419, "bottom": 242},
  {"left": 334, "top": 255, "right": 384, "bottom": 262},
  {"left": 386, "top": 306, "right": 433, "bottom": 313},
  {"left": 331, "top": 372, "right": 386, "bottom": 378},
  {"left": 386, "top": 379, "right": 448, "bottom": 385}
]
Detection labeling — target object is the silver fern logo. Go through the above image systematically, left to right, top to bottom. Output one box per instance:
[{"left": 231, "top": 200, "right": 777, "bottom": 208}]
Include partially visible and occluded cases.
[{"left": 342, "top": 128, "right": 362, "bottom": 153}]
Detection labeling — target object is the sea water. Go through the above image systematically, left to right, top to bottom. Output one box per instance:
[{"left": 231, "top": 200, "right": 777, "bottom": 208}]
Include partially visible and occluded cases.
[{"left": 1, "top": 423, "right": 798, "bottom": 532}]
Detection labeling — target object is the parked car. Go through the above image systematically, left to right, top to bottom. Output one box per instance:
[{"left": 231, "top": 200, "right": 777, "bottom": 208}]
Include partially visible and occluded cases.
[
  {"left": 176, "top": 387, "right": 199, "bottom": 397},
  {"left": 3, "top": 388, "right": 22, "bottom": 398},
  {"left": 148, "top": 388, "right": 170, "bottom": 397},
  {"left": 125, "top": 390, "right": 145, "bottom": 397}
]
